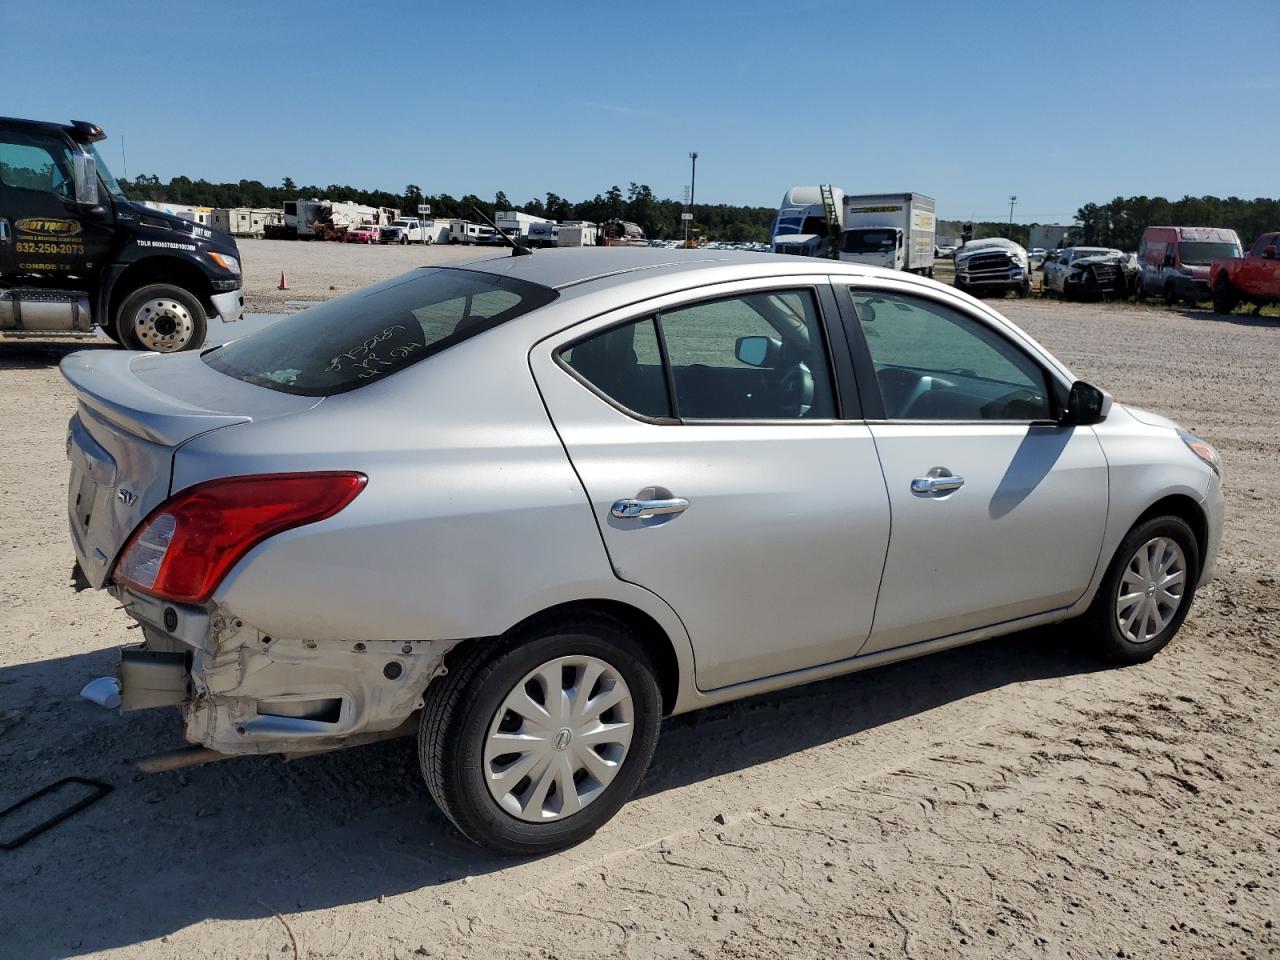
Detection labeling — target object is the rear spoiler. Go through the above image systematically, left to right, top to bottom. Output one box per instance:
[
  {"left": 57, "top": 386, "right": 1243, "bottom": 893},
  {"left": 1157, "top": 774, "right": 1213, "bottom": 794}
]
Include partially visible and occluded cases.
[{"left": 60, "top": 351, "right": 250, "bottom": 447}]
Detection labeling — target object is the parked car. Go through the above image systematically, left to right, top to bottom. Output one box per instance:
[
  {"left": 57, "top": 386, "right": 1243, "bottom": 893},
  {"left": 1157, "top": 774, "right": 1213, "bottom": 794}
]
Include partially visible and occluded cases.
[
  {"left": 344, "top": 223, "right": 381, "bottom": 244},
  {"left": 1136, "top": 226, "right": 1242, "bottom": 305},
  {"left": 1210, "top": 231, "right": 1280, "bottom": 314},
  {"left": 953, "top": 237, "right": 1031, "bottom": 297},
  {"left": 1042, "top": 246, "right": 1136, "bottom": 300},
  {"left": 63, "top": 249, "right": 1223, "bottom": 854}
]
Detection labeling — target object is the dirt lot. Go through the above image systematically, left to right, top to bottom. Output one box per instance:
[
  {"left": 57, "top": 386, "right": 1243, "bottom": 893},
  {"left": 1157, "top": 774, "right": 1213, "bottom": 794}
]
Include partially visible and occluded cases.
[{"left": 1, "top": 245, "right": 1277, "bottom": 960}]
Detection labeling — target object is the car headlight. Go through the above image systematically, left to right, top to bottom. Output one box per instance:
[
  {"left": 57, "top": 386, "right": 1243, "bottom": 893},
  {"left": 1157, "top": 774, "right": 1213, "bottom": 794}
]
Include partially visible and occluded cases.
[
  {"left": 206, "top": 252, "right": 241, "bottom": 275},
  {"left": 1179, "top": 430, "right": 1221, "bottom": 476}
]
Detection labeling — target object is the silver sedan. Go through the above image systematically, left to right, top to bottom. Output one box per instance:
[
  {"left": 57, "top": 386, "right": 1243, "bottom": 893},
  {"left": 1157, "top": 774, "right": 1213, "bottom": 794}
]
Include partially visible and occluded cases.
[{"left": 63, "top": 249, "right": 1224, "bottom": 853}]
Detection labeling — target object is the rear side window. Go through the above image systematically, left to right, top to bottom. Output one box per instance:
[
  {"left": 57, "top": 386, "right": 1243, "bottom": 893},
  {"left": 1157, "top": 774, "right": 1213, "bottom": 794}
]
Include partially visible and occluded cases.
[
  {"left": 204, "top": 268, "right": 557, "bottom": 396},
  {"left": 562, "top": 289, "right": 837, "bottom": 421}
]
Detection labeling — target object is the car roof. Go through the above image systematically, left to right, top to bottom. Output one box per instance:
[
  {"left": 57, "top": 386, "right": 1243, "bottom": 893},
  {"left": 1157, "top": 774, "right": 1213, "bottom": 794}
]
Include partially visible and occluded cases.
[{"left": 449, "top": 247, "right": 866, "bottom": 295}]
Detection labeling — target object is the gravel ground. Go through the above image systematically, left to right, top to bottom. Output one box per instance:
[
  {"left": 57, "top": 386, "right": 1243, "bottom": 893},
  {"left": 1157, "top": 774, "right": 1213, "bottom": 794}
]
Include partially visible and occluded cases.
[{"left": 1, "top": 245, "right": 1277, "bottom": 960}]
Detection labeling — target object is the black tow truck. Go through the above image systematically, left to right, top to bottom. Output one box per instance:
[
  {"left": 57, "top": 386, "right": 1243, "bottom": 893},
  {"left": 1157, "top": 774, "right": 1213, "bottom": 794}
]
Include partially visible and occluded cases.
[{"left": 0, "top": 117, "right": 243, "bottom": 352}]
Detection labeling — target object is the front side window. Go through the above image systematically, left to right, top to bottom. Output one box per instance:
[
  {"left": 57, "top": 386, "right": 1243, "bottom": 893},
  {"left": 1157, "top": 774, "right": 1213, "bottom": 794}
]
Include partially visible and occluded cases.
[
  {"left": 0, "top": 136, "right": 74, "bottom": 198},
  {"left": 205, "top": 268, "right": 558, "bottom": 396},
  {"left": 563, "top": 289, "right": 837, "bottom": 421},
  {"left": 850, "top": 289, "right": 1051, "bottom": 421}
]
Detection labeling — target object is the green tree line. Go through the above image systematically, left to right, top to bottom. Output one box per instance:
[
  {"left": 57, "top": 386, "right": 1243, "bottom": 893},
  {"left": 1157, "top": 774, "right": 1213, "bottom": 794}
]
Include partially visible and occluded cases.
[
  {"left": 118, "top": 174, "right": 778, "bottom": 242},
  {"left": 1074, "top": 196, "right": 1280, "bottom": 250}
]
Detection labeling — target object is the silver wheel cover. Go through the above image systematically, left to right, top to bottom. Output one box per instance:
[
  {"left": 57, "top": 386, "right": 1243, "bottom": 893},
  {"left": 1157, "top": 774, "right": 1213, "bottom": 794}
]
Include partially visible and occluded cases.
[
  {"left": 131, "top": 298, "right": 196, "bottom": 352},
  {"left": 1116, "top": 536, "right": 1187, "bottom": 644},
  {"left": 483, "top": 655, "right": 634, "bottom": 823}
]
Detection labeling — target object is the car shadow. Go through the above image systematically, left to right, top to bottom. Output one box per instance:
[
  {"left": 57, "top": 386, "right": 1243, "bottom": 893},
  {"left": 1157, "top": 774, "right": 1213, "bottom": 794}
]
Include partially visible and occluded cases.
[
  {"left": 1175, "top": 307, "right": 1280, "bottom": 328},
  {"left": 1, "top": 625, "right": 1105, "bottom": 958}
]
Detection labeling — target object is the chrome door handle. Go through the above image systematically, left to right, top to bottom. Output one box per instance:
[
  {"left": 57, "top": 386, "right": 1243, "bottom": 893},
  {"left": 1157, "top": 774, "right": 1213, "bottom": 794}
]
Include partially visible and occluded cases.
[
  {"left": 911, "top": 473, "right": 965, "bottom": 494},
  {"left": 610, "top": 497, "right": 690, "bottom": 519}
]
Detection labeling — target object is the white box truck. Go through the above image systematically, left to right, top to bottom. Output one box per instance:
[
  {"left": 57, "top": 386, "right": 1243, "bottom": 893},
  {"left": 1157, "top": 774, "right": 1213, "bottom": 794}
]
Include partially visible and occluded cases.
[{"left": 839, "top": 193, "right": 936, "bottom": 275}]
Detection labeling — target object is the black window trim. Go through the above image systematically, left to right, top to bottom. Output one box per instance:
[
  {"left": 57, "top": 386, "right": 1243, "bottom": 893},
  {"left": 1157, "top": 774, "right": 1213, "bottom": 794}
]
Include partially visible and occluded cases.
[
  {"left": 832, "top": 279, "right": 1071, "bottom": 426},
  {"left": 553, "top": 281, "right": 859, "bottom": 425}
]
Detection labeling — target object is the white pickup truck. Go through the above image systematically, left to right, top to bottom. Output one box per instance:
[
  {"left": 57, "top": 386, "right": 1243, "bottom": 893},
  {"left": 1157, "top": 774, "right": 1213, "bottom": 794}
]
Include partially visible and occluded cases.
[{"left": 379, "top": 218, "right": 428, "bottom": 244}]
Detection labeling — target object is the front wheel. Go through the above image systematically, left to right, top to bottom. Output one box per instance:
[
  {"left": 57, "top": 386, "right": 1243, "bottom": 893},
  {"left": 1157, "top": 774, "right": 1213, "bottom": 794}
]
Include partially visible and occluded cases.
[
  {"left": 115, "top": 284, "right": 208, "bottom": 353},
  {"left": 1080, "top": 515, "right": 1200, "bottom": 664},
  {"left": 419, "top": 614, "right": 662, "bottom": 854}
]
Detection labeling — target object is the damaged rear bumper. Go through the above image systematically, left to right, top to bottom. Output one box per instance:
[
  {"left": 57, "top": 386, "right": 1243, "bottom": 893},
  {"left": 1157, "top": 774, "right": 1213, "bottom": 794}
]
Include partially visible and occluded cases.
[{"left": 111, "top": 585, "right": 456, "bottom": 756}]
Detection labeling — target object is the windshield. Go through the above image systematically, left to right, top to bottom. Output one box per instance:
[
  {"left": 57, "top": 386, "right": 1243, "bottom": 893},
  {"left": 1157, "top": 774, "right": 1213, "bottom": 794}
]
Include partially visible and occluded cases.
[
  {"left": 87, "top": 143, "right": 128, "bottom": 201},
  {"left": 773, "top": 216, "right": 803, "bottom": 236},
  {"left": 841, "top": 229, "right": 897, "bottom": 254},
  {"left": 1178, "top": 241, "right": 1241, "bottom": 265},
  {"left": 1072, "top": 248, "right": 1115, "bottom": 261},
  {"left": 204, "top": 268, "right": 559, "bottom": 396}
]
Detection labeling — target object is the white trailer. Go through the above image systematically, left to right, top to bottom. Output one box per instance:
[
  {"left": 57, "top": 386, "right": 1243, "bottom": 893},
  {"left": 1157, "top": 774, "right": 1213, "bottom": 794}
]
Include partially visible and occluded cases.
[
  {"left": 838, "top": 192, "right": 935, "bottom": 275},
  {"left": 142, "top": 201, "right": 213, "bottom": 228},
  {"left": 212, "top": 207, "right": 283, "bottom": 237},
  {"left": 495, "top": 210, "right": 549, "bottom": 239},
  {"left": 423, "top": 219, "right": 452, "bottom": 244},
  {"left": 447, "top": 220, "right": 485, "bottom": 244},
  {"left": 558, "top": 221, "right": 598, "bottom": 247},
  {"left": 527, "top": 222, "right": 560, "bottom": 248}
]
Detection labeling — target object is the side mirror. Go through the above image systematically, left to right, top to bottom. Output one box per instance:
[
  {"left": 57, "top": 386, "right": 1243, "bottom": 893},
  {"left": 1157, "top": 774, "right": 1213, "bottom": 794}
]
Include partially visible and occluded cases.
[
  {"left": 72, "top": 153, "right": 99, "bottom": 207},
  {"left": 1263, "top": 246, "right": 1276, "bottom": 260},
  {"left": 1163, "top": 252, "right": 1175, "bottom": 268},
  {"left": 735, "top": 335, "right": 782, "bottom": 368},
  {"left": 1061, "top": 380, "right": 1112, "bottom": 426}
]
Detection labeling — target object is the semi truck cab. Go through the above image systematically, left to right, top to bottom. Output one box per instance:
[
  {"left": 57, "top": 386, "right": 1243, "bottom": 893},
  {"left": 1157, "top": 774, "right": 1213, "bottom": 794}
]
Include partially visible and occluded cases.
[{"left": 0, "top": 117, "right": 243, "bottom": 352}]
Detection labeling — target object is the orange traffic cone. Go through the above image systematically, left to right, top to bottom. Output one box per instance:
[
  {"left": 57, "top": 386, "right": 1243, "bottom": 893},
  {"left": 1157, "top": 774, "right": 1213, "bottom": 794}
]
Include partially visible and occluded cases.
[{"left": 278, "top": 271, "right": 288, "bottom": 291}]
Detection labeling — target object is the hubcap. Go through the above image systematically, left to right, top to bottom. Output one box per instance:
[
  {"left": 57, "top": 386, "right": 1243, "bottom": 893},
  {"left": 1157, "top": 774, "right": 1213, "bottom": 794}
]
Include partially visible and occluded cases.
[
  {"left": 132, "top": 298, "right": 195, "bottom": 352},
  {"left": 1116, "top": 536, "right": 1186, "bottom": 644},
  {"left": 483, "top": 655, "right": 634, "bottom": 823}
]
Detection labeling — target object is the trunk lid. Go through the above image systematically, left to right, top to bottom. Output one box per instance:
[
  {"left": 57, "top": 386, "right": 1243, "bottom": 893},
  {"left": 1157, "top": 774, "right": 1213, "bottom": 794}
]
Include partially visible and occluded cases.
[{"left": 61, "top": 350, "right": 320, "bottom": 587}]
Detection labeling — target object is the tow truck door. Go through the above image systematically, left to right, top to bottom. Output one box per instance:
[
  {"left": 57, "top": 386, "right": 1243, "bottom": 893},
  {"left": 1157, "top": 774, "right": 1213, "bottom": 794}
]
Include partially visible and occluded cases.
[{"left": 0, "top": 126, "right": 113, "bottom": 294}]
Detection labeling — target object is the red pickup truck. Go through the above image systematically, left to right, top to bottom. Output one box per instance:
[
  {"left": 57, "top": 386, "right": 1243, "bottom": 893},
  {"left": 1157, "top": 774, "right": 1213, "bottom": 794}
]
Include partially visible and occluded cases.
[{"left": 1210, "top": 231, "right": 1280, "bottom": 313}]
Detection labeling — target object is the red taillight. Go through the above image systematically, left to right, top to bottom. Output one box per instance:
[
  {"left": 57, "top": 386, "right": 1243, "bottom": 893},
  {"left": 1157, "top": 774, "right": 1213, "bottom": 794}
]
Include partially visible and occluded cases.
[{"left": 113, "top": 472, "right": 367, "bottom": 604}]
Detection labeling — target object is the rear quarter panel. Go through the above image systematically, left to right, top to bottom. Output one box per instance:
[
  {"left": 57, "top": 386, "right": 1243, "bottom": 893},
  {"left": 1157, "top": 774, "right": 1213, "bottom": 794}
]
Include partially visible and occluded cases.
[{"left": 175, "top": 330, "right": 693, "bottom": 668}]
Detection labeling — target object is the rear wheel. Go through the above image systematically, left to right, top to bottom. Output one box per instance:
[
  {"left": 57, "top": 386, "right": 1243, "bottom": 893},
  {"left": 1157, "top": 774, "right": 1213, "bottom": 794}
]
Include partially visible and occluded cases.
[
  {"left": 1212, "top": 277, "right": 1239, "bottom": 314},
  {"left": 1164, "top": 281, "right": 1178, "bottom": 306},
  {"left": 115, "top": 284, "right": 208, "bottom": 353},
  {"left": 1080, "top": 515, "right": 1200, "bottom": 664},
  {"left": 419, "top": 614, "right": 662, "bottom": 854}
]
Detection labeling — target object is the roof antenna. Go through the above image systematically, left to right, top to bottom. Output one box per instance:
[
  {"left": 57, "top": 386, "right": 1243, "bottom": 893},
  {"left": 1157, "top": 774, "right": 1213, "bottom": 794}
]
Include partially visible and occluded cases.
[{"left": 471, "top": 206, "right": 531, "bottom": 257}]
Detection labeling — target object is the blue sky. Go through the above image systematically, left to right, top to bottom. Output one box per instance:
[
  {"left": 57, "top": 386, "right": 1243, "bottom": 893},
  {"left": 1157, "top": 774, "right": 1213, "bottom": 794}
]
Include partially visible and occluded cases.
[{"left": 5, "top": 1, "right": 1277, "bottom": 222}]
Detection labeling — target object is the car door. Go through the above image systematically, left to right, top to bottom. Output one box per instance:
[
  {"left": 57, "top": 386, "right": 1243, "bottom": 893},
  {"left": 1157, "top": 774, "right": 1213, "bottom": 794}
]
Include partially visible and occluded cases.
[
  {"left": 0, "top": 128, "right": 113, "bottom": 295},
  {"left": 530, "top": 277, "right": 891, "bottom": 691},
  {"left": 832, "top": 277, "right": 1109, "bottom": 654}
]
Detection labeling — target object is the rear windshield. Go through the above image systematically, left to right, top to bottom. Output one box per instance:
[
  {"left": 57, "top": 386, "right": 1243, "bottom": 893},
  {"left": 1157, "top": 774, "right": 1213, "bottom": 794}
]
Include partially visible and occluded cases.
[{"left": 203, "top": 268, "right": 558, "bottom": 396}]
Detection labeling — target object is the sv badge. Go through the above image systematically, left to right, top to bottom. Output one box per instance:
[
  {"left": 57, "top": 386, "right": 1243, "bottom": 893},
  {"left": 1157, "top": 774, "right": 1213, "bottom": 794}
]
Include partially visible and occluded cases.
[{"left": 116, "top": 488, "right": 137, "bottom": 506}]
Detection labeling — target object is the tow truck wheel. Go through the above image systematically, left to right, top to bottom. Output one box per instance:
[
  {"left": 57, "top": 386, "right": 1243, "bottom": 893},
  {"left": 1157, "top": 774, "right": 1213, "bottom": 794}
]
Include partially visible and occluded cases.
[{"left": 116, "top": 284, "right": 208, "bottom": 353}]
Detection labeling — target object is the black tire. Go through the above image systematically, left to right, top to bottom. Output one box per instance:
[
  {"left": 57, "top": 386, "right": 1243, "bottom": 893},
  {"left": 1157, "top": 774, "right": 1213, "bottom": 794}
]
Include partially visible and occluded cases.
[
  {"left": 399, "top": 235, "right": 408, "bottom": 245},
  {"left": 1212, "top": 277, "right": 1239, "bottom": 314},
  {"left": 1018, "top": 280, "right": 1031, "bottom": 298},
  {"left": 1164, "top": 281, "right": 1177, "bottom": 306},
  {"left": 115, "top": 284, "right": 208, "bottom": 353},
  {"left": 1080, "top": 515, "right": 1200, "bottom": 664},
  {"left": 419, "top": 613, "right": 662, "bottom": 855}
]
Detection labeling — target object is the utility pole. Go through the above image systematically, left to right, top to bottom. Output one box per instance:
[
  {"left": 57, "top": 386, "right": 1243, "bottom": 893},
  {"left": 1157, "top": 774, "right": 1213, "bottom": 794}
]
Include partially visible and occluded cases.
[
  {"left": 121, "top": 135, "right": 128, "bottom": 181},
  {"left": 689, "top": 151, "right": 698, "bottom": 243},
  {"left": 1007, "top": 195, "right": 1017, "bottom": 240}
]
